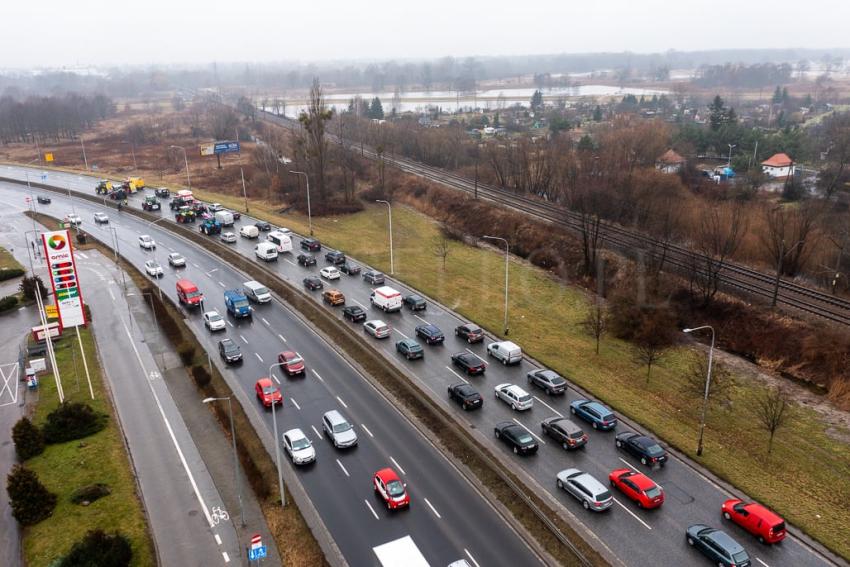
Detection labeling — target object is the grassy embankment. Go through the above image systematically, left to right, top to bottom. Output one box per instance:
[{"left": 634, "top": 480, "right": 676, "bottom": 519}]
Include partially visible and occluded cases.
[
  {"left": 0, "top": 245, "right": 23, "bottom": 271},
  {"left": 23, "top": 326, "right": 155, "bottom": 566}
]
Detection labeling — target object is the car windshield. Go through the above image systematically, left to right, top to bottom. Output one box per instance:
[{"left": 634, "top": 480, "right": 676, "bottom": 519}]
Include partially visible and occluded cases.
[
  {"left": 149, "top": 262, "right": 161, "bottom": 269},
  {"left": 254, "top": 286, "right": 269, "bottom": 294},
  {"left": 186, "top": 290, "right": 201, "bottom": 299},
  {"left": 208, "top": 313, "right": 221, "bottom": 321},
  {"left": 262, "top": 386, "right": 277, "bottom": 395},
  {"left": 333, "top": 422, "right": 352, "bottom": 433},
  {"left": 517, "top": 433, "right": 533, "bottom": 444},
  {"left": 291, "top": 437, "right": 311, "bottom": 451},
  {"left": 646, "top": 444, "right": 665, "bottom": 456},
  {"left": 386, "top": 480, "right": 405, "bottom": 497},
  {"left": 645, "top": 486, "right": 662, "bottom": 499},
  {"left": 732, "top": 551, "right": 749, "bottom": 563}
]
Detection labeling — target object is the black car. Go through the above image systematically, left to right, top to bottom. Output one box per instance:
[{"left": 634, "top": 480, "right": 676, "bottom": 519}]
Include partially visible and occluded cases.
[
  {"left": 154, "top": 188, "right": 170, "bottom": 198},
  {"left": 37, "top": 195, "right": 52, "bottom": 204},
  {"left": 231, "top": 211, "right": 241, "bottom": 220},
  {"left": 255, "top": 221, "right": 271, "bottom": 231},
  {"left": 301, "top": 238, "right": 321, "bottom": 252},
  {"left": 325, "top": 250, "right": 346, "bottom": 265},
  {"left": 297, "top": 253, "right": 317, "bottom": 267},
  {"left": 340, "top": 262, "right": 361, "bottom": 276},
  {"left": 362, "top": 270, "right": 385, "bottom": 285},
  {"left": 303, "top": 276, "right": 323, "bottom": 291},
  {"left": 403, "top": 294, "right": 427, "bottom": 311},
  {"left": 343, "top": 305, "right": 367, "bottom": 322},
  {"left": 454, "top": 323, "right": 484, "bottom": 343},
  {"left": 415, "top": 324, "right": 444, "bottom": 345},
  {"left": 218, "top": 338, "right": 242, "bottom": 364},
  {"left": 395, "top": 339, "right": 424, "bottom": 360},
  {"left": 451, "top": 352, "right": 486, "bottom": 375},
  {"left": 527, "top": 369, "right": 567, "bottom": 395},
  {"left": 447, "top": 383, "right": 483, "bottom": 410},
  {"left": 541, "top": 417, "right": 588, "bottom": 450},
  {"left": 494, "top": 421, "right": 538, "bottom": 455},
  {"left": 615, "top": 431, "right": 668, "bottom": 467},
  {"left": 686, "top": 525, "right": 751, "bottom": 567}
]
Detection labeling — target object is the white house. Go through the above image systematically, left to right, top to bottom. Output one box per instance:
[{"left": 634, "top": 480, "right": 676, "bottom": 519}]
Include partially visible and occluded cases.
[
  {"left": 656, "top": 149, "right": 686, "bottom": 174},
  {"left": 761, "top": 153, "right": 795, "bottom": 178}
]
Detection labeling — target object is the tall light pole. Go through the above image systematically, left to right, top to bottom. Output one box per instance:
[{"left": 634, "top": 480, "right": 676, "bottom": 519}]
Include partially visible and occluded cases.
[
  {"left": 80, "top": 134, "right": 89, "bottom": 170},
  {"left": 122, "top": 141, "right": 137, "bottom": 170},
  {"left": 727, "top": 143, "right": 737, "bottom": 167},
  {"left": 170, "top": 145, "right": 191, "bottom": 189},
  {"left": 240, "top": 167, "right": 249, "bottom": 213},
  {"left": 289, "top": 170, "right": 312, "bottom": 236},
  {"left": 376, "top": 200, "right": 394, "bottom": 275},
  {"left": 108, "top": 226, "right": 127, "bottom": 293},
  {"left": 483, "top": 235, "right": 510, "bottom": 336},
  {"left": 683, "top": 325, "right": 715, "bottom": 457},
  {"left": 268, "top": 363, "right": 287, "bottom": 507},
  {"left": 202, "top": 396, "right": 245, "bottom": 527}
]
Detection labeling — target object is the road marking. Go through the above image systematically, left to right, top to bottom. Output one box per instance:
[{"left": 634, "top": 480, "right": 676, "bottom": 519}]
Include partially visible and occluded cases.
[
  {"left": 167, "top": 246, "right": 174, "bottom": 252},
  {"left": 77, "top": 252, "right": 88, "bottom": 259},
  {"left": 284, "top": 258, "right": 297, "bottom": 266},
  {"left": 192, "top": 263, "right": 200, "bottom": 268},
  {"left": 217, "top": 281, "right": 226, "bottom": 288},
  {"left": 108, "top": 288, "right": 115, "bottom": 301},
  {"left": 353, "top": 298, "right": 367, "bottom": 308},
  {"left": 414, "top": 314, "right": 430, "bottom": 324},
  {"left": 261, "top": 317, "right": 270, "bottom": 326},
  {"left": 226, "top": 321, "right": 234, "bottom": 327},
  {"left": 393, "top": 328, "right": 409, "bottom": 339},
  {"left": 278, "top": 333, "right": 287, "bottom": 343},
  {"left": 240, "top": 335, "right": 248, "bottom": 344},
  {"left": 254, "top": 352, "right": 264, "bottom": 363},
  {"left": 445, "top": 366, "right": 469, "bottom": 383},
  {"left": 312, "top": 369, "right": 324, "bottom": 382},
  {"left": 272, "top": 375, "right": 281, "bottom": 385},
  {"left": 336, "top": 395, "right": 348, "bottom": 408},
  {"left": 533, "top": 395, "right": 564, "bottom": 417},
  {"left": 291, "top": 398, "right": 301, "bottom": 410},
  {"left": 512, "top": 418, "right": 546, "bottom": 444},
  {"left": 361, "top": 424, "right": 374, "bottom": 438},
  {"left": 311, "top": 425, "right": 323, "bottom": 440},
  {"left": 390, "top": 456, "right": 406, "bottom": 475},
  {"left": 618, "top": 457, "right": 640, "bottom": 473},
  {"left": 336, "top": 459, "right": 350, "bottom": 477},
  {"left": 424, "top": 497, "right": 442, "bottom": 519},
  {"left": 614, "top": 497, "right": 652, "bottom": 530},
  {"left": 364, "top": 500, "right": 379, "bottom": 520},
  {"left": 214, "top": 534, "right": 221, "bottom": 545},
  {"left": 464, "top": 549, "right": 481, "bottom": 567},
  {"left": 222, "top": 551, "right": 230, "bottom": 563},
  {"left": 756, "top": 559, "right": 770, "bottom": 567}
]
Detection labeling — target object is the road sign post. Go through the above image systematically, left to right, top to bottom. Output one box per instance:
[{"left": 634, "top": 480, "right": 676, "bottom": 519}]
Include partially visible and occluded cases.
[{"left": 247, "top": 534, "right": 267, "bottom": 562}]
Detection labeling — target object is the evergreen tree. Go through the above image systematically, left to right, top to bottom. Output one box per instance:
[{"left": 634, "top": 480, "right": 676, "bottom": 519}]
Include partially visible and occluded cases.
[
  {"left": 772, "top": 86, "right": 783, "bottom": 104},
  {"left": 782, "top": 87, "right": 789, "bottom": 103},
  {"left": 530, "top": 89, "right": 544, "bottom": 111},
  {"left": 709, "top": 95, "right": 727, "bottom": 131},
  {"left": 369, "top": 97, "right": 384, "bottom": 119},
  {"left": 593, "top": 105, "right": 603, "bottom": 122},
  {"left": 493, "top": 112, "right": 500, "bottom": 128},
  {"left": 577, "top": 134, "right": 595, "bottom": 151},
  {"left": 12, "top": 417, "right": 44, "bottom": 461},
  {"left": 6, "top": 465, "right": 57, "bottom": 525}
]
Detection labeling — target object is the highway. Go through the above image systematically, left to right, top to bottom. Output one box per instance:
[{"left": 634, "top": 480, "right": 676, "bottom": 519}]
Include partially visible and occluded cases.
[
  {"left": 0, "top": 165, "right": 839, "bottom": 567},
  {"left": 0, "top": 178, "right": 543, "bottom": 567}
]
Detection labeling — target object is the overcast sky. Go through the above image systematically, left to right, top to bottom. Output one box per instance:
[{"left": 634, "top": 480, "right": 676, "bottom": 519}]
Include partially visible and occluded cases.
[{"left": 2, "top": 0, "right": 848, "bottom": 68}]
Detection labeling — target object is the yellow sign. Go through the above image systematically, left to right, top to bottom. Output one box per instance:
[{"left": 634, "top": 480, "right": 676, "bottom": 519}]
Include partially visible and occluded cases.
[
  {"left": 199, "top": 143, "right": 215, "bottom": 157},
  {"left": 44, "top": 152, "right": 54, "bottom": 162},
  {"left": 45, "top": 305, "right": 58, "bottom": 318}
]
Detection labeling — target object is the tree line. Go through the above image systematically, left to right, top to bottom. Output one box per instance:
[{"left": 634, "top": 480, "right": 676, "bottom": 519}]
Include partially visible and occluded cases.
[{"left": 0, "top": 93, "right": 115, "bottom": 144}]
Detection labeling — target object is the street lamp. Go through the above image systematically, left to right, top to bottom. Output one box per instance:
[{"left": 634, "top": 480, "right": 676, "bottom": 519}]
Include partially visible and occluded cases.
[
  {"left": 80, "top": 134, "right": 89, "bottom": 170},
  {"left": 121, "top": 141, "right": 137, "bottom": 170},
  {"left": 727, "top": 144, "right": 737, "bottom": 167},
  {"left": 169, "top": 145, "right": 191, "bottom": 189},
  {"left": 289, "top": 171, "right": 312, "bottom": 236},
  {"left": 375, "top": 200, "right": 394, "bottom": 275},
  {"left": 108, "top": 226, "right": 127, "bottom": 293},
  {"left": 483, "top": 235, "right": 510, "bottom": 336},
  {"left": 683, "top": 325, "right": 715, "bottom": 457},
  {"left": 268, "top": 362, "right": 288, "bottom": 507},
  {"left": 202, "top": 396, "right": 245, "bottom": 527}
]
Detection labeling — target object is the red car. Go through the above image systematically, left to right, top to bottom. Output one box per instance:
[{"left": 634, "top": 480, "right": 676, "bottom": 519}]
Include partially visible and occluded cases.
[
  {"left": 277, "top": 351, "right": 305, "bottom": 376},
  {"left": 254, "top": 378, "right": 282, "bottom": 408},
  {"left": 373, "top": 467, "right": 409, "bottom": 510},
  {"left": 608, "top": 469, "right": 664, "bottom": 509},
  {"left": 722, "top": 499, "right": 786, "bottom": 544}
]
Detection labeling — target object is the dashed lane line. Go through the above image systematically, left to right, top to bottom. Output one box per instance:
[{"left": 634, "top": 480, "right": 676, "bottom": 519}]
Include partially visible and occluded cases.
[
  {"left": 512, "top": 418, "right": 546, "bottom": 445},
  {"left": 364, "top": 500, "right": 379, "bottom": 520}
]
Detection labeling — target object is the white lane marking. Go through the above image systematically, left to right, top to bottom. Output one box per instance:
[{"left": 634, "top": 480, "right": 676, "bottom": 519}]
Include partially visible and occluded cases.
[
  {"left": 167, "top": 246, "right": 175, "bottom": 252},
  {"left": 78, "top": 252, "right": 89, "bottom": 259},
  {"left": 284, "top": 258, "right": 297, "bottom": 266},
  {"left": 192, "top": 263, "right": 200, "bottom": 268},
  {"left": 217, "top": 281, "right": 226, "bottom": 288},
  {"left": 108, "top": 288, "right": 115, "bottom": 301},
  {"left": 353, "top": 298, "right": 367, "bottom": 308},
  {"left": 414, "top": 314, "right": 429, "bottom": 324},
  {"left": 261, "top": 317, "right": 270, "bottom": 326},
  {"left": 226, "top": 321, "right": 234, "bottom": 327},
  {"left": 393, "top": 328, "right": 409, "bottom": 339},
  {"left": 278, "top": 333, "right": 287, "bottom": 343},
  {"left": 240, "top": 335, "right": 248, "bottom": 344},
  {"left": 254, "top": 352, "right": 264, "bottom": 363},
  {"left": 445, "top": 366, "right": 468, "bottom": 383},
  {"left": 312, "top": 369, "right": 324, "bottom": 382},
  {"left": 272, "top": 375, "right": 281, "bottom": 385},
  {"left": 336, "top": 395, "right": 348, "bottom": 408},
  {"left": 533, "top": 395, "right": 564, "bottom": 417},
  {"left": 291, "top": 398, "right": 301, "bottom": 410},
  {"left": 512, "top": 418, "right": 546, "bottom": 444},
  {"left": 361, "top": 424, "right": 374, "bottom": 438},
  {"left": 311, "top": 425, "right": 323, "bottom": 440},
  {"left": 390, "top": 456, "right": 406, "bottom": 475},
  {"left": 618, "top": 457, "right": 640, "bottom": 473},
  {"left": 336, "top": 459, "right": 350, "bottom": 477},
  {"left": 424, "top": 497, "right": 442, "bottom": 519},
  {"left": 614, "top": 497, "right": 652, "bottom": 530},
  {"left": 364, "top": 500, "right": 379, "bottom": 520},
  {"left": 214, "top": 534, "right": 222, "bottom": 545},
  {"left": 465, "top": 549, "right": 481, "bottom": 567},
  {"left": 222, "top": 551, "right": 230, "bottom": 563},
  {"left": 756, "top": 559, "right": 770, "bottom": 567}
]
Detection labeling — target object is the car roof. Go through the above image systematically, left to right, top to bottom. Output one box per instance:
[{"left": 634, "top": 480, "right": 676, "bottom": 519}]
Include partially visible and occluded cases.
[
  {"left": 421, "top": 324, "right": 440, "bottom": 332},
  {"left": 220, "top": 338, "right": 235, "bottom": 346},
  {"left": 400, "top": 338, "right": 419, "bottom": 347},
  {"left": 281, "top": 350, "right": 297, "bottom": 358},
  {"left": 537, "top": 369, "right": 564, "bottom": 380},
  {"left": 256, "top": 377, "right": 273, "bottom": 387},
  {"left": 454, "top": 383, "right": 476, "bottom": 394},
  {"left": 497, "top": 383, "right": 523, "bottom": 393},
  {"left": 585, "top": 401, "right": 612, "bottom": 413},
  {"left": 323, "top": 409, "right": 347, "bottom": 424},
  {"left": 549, "top": 418, "right": 582, "bottom": 433},
  {"left": 284, "top": 428, "right": 307, "bottom": 441},
  {"left": 375, "top": 467, "right": 400, "bottom": 482},
  {"left": 623, "top": 471, "right": 656, "bottom": 490},
  {"left": 573, "top": 472, "right": 606, "bottom": 494},
  {"left": 741, "top": 502, "right": 784, "bottom": 524},
  {"left": 707, "top": 530, "right": 744, "bottom": 553}
]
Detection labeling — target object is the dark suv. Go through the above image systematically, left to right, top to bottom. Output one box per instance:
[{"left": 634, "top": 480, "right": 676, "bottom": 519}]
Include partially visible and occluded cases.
[
  {"left": 301, "top": 238, "right": 321, "bottom": 252},
  {"left": 325, "top": 250, "right": 346, "bottom": 265},
  {"left": 297, "top": 253, "right": 317, "bottom": 267},
  {"left": 340, "top": 262, "right": 361, "bottom": 276},
  {"left": 362, "top": 270, "right": 385, "bottom": 285},
  {"left": 403, "top": 294, "right": 427, "bottom": 311},
  {"left": 455, "top": 323, "right": 484, "bottom": 343},
  {"left": 415, "top": 324, "right": 444, "bottom": 345},
  {"left": 218, "top": 338, "right": 242, "bottom": 364},
  {"left": 451, "top": 352, "right": 486, "bottom": 375},
  {"left": 615, "top": 432, "right": 668, "bottom": 467}
]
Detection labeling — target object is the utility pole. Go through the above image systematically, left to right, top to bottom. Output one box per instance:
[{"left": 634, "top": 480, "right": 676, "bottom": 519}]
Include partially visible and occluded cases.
[
  {"left": 80, "top": 135, "right": 89, "bottom": 170},
  {"left": 241, "top": 167, "right": 249, "bottom": 213},
  {"left": 376, "top": 200, "right": 394, "bottom": 275},
  {"left": 482, "top": 236, "right": 510, "bottom": 335},
  {"left": 683, "top": 326, "right": 715, "bottom": 457}
]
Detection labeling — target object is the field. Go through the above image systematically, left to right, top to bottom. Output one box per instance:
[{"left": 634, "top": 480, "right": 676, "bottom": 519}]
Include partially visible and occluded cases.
[
  {"left": 0, "top": 245, "right": 23, "bottom": 272},
  {"left": 23, "top": 326, "right": 154, "bottom": 566}
]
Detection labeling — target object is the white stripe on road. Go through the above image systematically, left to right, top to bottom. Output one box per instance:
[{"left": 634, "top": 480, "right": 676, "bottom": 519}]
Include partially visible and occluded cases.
[
  {"left": 284, "top": 258, "right": 297, "bottom": 266},
  {"left": 192, "top": 263, "right": 200, "bottom": 268},
  {"left": 217, "top": 281, "right": 225, "bottom": 288},
  {"left": 108, "top": 288, "right": 115, "bottom": 301},
  {"left": 353, "top": 298, "right": 367, "bottom": 308},
  {"left": 414, "top": 314, "right": 430, "bottom": 324},
  {"left": 261, "top": 317, "right": 270, "bottom": 326},
  {"left": 226, "top": 321, "right": 234, "bottom": 327},
  {"left": 393, "top": 328, "right": 409, "bottom": 339},
  {"left": 278, "top": 334, "right": 287, "bottom": 343},
  {"left": 239, "top": 335, "right": 248, "bottom": 344},
  {"left": 254, "top": 352, "right": 264, "bottom": 363},
  {"left": 445, "top": 366, "right": 468, "bottom": 383},
  {"left": 312, "top": 369, "right": 324, "bottom": 382},
  {"left": 272, "top": 375, "right": 281, "bottom": 385},
  {"left": 336, "top": 395, "right": 348, "bottom": 408},
  {"left": 533, "top": 395, "right": 564, "bottom": 417},
  {"left": 291, "top": 398, "right": 301, "bottom": 410},
  {"left": 512, "top": 419, "right": 546, "bottom": 444},
  {"left": 361, "top": 424, "right": 374, "bottom": 438},
  {"left": 311, "top": 425, "right": 323, "bottom": 440},
  {"left": 390, "top": 456, "right": 406, "bottom": 475},
  {"left": 618, "top": 457, "right": 640, "bottom": 473},
  {"left": 336, "top": 459, "right": 350, "bottom": 477},
  {"left": 424, "top": 497, "right": 442, "bottom": 519},
  {"left": 614, "top": 497, "right": 652, "bottom": 530},
  {"left": 364, "top": 500, "right": 380, "bottom": 520},
  {"left": 214, "top": 534, "right": 222, "bottom": 545},
  {"left": 464, "top": 549, "right": 481, "bottom": 567},
  {"left": 222, "top": 551, "right": 230, "bottom": 563},
  {"left": 756, "top": 558, "right": 770, "bottom": 567}
]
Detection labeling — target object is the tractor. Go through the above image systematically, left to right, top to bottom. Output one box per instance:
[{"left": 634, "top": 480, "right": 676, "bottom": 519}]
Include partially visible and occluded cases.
[
  {"left": 142, "top": 196, "right": 161, "bottom": 211},
  {"left": 175, "top": 207, "right": 196, "bottom": 223},
  {"left": 199, "top": 218, "right": 222, "bottom": 235}
]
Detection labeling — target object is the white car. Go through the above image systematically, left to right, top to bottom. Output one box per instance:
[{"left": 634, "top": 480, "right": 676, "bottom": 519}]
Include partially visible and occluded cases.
[
  {"left": 208, "top": 203, "right": 224, "bottom": 212},
  {"left": 93, "top": 212, "right": 109, "bottom": 224},
  {"left": 64, "top": 213, "right": 82, "bottom": 226},
  {"left": 239, "top": 225, "right": 259, "bottom": 239},
  {"left": 220, "top": 231, "right": 237, "bottom": 243},
  {"left": 138, "top": 235, "right": 156, "bottom": 250},
  {"left": 167, "top": 252, "right": 186, "bottom": 267},
  {"left": 144, "top": 260, "right": 163, "bottom": 278},
  {"left": 320, "top": 266, "right": 341, "bottom": 280},
  {"left": 203, "top": 310, "right": 226, "bottom": 332},
  {"left": 363, "top": 319, "right": 391, "bottom": 339},
  {"left": 494, "top": 383, "right": 534, "bottom": 411},
  {"left": 283, "top": 428, "right": 316, "bottom": 465}
]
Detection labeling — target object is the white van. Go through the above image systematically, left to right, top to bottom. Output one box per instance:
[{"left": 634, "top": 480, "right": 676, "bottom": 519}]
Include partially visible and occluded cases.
[
  {"left": 214, "top": 210, "right": 234, "bottom": 226},
  {"left": 240, "top": 225, "right": 259, "bottom": 239},
  {"left": 267, "top": 230, "right": 293, "bottom": 253},
  {"left": 255, "top": 242, "right": 279, "bottom": 262},
  {"left": 243, "top": 280, "right": 272, "bottom": 303},
  {"left": 369, "top": 286, "right": 403, "bottom": 312},
  {"left": 486, "top": 341, "right": 523, "bottom": 365}
]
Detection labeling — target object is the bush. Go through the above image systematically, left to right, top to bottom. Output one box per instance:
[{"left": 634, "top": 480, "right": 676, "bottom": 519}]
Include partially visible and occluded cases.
[
  {"left": 0, "top": 267, "right": 25, "bottom": 281},
  {"left": 19, "top": 275, "right": 49, "bottom": 300},
  {"left": 0, "top": 295, "right": 18, "bottom": 312},
  {"left": 178, "top": 344, "right": 196, "bottom": 366},
  {"left": 190, "top": 365, "right": 211, "bottom": 388},
  {"left": 42, "top": 402, "right": 107, "bottom": 444},
  {"left": 12, "top": 417, "right": 45, "bottom": 460},
  {"left": 6, "top": 464, "right": 57, "bottom": 525},
  {"left": 70, "top": 483, "right": 111, "bottom": 505},
  {"left": 59, "top": 529, "right": 133, "bottom": 567}
]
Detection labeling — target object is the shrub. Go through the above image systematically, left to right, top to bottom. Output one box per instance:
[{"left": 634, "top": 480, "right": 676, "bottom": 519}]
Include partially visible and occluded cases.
[
  {"left": 0, "top": 267, "right": 25, "bottom": 281},
  {"left": 18, "top": 275, "right": 49, "bottom": 300},
  {"left": 0, "top": 295, "right": 18, "bottom": 312},
  {"left": 178, "top": 344, "right": 196, "bottom": 366},
  {"left": 190, "top": 365, "right": 211, "bottom": 388},
  {"left": 42, "top": 402, "right": 107, "bottom": 444},
  {"left": 12, "top": 417, "right": 45, "bottom": 460},
  {"left": 6, "top": 464, "right": 57, "bottom": 525},
  {"left": 70, "top": 483, "right": 111, "bottom": 505},
  {"left": 59, "top": 529, "right": 133, "bottom": 567}
]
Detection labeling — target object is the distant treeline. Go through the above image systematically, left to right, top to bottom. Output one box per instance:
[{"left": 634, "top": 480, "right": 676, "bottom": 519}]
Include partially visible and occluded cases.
[
  {"left": 693, "top": 62, "right": 795, "bottom": 88},
  {"left": 0, "top": 94, "right": 115, "bottom": 144}
]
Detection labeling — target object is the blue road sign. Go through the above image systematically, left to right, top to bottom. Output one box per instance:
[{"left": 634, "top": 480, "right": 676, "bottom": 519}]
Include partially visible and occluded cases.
[
  {"left": 214, "top": 141, "right": 240, "bottom": 155},
  {"left": 248, "top": 545, "right": 267, "bottom": 560}
]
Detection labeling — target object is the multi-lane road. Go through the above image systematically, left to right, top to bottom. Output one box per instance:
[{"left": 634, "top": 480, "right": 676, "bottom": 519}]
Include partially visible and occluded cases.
[{"left": 0, "top": 164, "right": 840, "bottom": 567}]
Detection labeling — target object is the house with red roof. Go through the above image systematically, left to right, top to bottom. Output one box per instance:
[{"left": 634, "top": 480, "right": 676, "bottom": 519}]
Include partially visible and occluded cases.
[
  {"left": 656, "top": 149, "right": 686, "bottom": 174},
  {"left": 761, "top": 153, "right": 795, "bottom": 178}
]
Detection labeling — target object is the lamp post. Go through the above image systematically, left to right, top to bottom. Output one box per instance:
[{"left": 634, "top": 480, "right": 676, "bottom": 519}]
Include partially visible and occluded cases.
[
  {"left": 80, "top": 134, "right": 89, "bottom": 170},
  {"left": 121, "top": 141, "right": 137, "bottom": 169},
  {"left": 727, "top": 143, "right": 737, "bottom": 167},
  {"left": 169, "top": 145, "right": 191, "bottom": 189},
  {"left": 240, "top": 167, "right": 249, "bottom": 213},
  {"left": 289, "top": 171, "right": 312, "bottom": 236},
  {"left": 376, "top": 200, "right": 394, "bottom": 275},
  {"left": 108, "top": 226, "right": 127, "bottom": 293},
  {"left": 483, "top": 235, "right": 510, "bottom": 336},
  {"left": 683, "top": 325, "right": 715, "bottom": 457},
  {"left": 268, "top": 362, "right": 287, "bottom": 507},
  {"left": 202, "top": 396, "right": 245, "bottom": 527}
]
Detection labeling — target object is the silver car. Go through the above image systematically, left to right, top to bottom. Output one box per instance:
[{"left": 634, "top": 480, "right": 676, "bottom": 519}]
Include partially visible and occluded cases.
[
  {"left": 220, "top": 231, "right": 237, "bottom": 243},
  {"left": 168, "top": 252, "right": 186, "bottom": 267},
  {"left": 494, "top": 383, "right": 533, "bottom": 411},
  {"left": 322, "top": 410, "right": 358, "bottom": 448},
  {"left": 283, "top": 428, "right": 316, "bottom": 465},
  {"left": 556, "top": 468, "right": 613, "bottom": 512}
]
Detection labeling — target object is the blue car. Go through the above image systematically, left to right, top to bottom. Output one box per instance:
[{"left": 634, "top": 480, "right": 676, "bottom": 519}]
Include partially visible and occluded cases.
[{"left": 570, "top": 399, "right": 617, "bottom": 430}]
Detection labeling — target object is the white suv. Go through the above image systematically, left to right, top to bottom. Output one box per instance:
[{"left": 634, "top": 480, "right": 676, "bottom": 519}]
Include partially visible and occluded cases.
[
  {"left": 138, "top": 234, "right": 156, "bottom": 250},
  {"left": 494, "top": 383, "right": 533, "bottom": 411}
]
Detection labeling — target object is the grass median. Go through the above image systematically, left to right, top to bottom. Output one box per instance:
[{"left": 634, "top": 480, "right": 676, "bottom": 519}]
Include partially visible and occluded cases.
[{"left": 0, "top": 245, "right": 23, "bottom": 272}]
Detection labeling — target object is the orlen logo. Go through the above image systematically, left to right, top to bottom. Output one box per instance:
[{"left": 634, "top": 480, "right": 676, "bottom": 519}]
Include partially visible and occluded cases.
[{"left": 47, "top": 235, "right": 67, "bottom": 250}]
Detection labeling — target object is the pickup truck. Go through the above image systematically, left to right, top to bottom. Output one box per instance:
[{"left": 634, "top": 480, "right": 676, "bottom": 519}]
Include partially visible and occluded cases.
[{"left": 224, "top": 289, "right": 253, "bottom": 318}]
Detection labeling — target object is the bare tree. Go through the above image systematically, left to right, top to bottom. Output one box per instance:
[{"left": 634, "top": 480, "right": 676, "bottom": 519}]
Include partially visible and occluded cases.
[
  {"left": 298, "top": 78, "right": 333, "bottom": 203},
  {"left": 206, "top": 104, "right": 239, "bottom": 140},
  {"left": 690, "top": 202, "right": 748, "bottom": 306},
  {"left": 760, "top": 203, "right": 822, "bottom": 306},
  {"left": 581, "top": 300, "right": 608, "bottom": 355},
  {"left": 631, "top": 307, "right": 676, "bottom": 383},
  {"left": 683, "top": 352, "right": 734, "bottom": 412},
  {"left": 754, "top": 387, "right": 792, "bottom": 454}
]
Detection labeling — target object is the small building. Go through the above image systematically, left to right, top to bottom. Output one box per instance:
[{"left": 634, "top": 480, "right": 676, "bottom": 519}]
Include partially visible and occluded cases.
[
  {"left": 656, "top": 149, "right": 686, "bottom": 174},
  {"left": 761, "top": 153, "right": 795, "bottom": 178}
]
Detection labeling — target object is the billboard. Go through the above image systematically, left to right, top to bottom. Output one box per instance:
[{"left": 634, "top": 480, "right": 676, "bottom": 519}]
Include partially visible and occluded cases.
[
  {"left": 200, "top": 141, "right": 240, "bottom": 157},
  {"left": 200, "top": 142, "right": 216, "bottom": 157},
  {"left": 40, "top": 230, "right": 86, "bottom": 328}
]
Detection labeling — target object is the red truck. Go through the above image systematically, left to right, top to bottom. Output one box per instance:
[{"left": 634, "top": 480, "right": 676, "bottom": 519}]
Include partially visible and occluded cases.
[{"left": 176, "top": 279, "right": 204, "bottom": 308}]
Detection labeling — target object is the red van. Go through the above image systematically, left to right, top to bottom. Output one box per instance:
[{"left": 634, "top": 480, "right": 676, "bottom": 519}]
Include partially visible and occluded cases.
[
  {"left": 176, "top": 279, "right": 204, "bottom": 308},
  {"left": 721, "top": 498, "right": 786, "bottom": 544}
]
